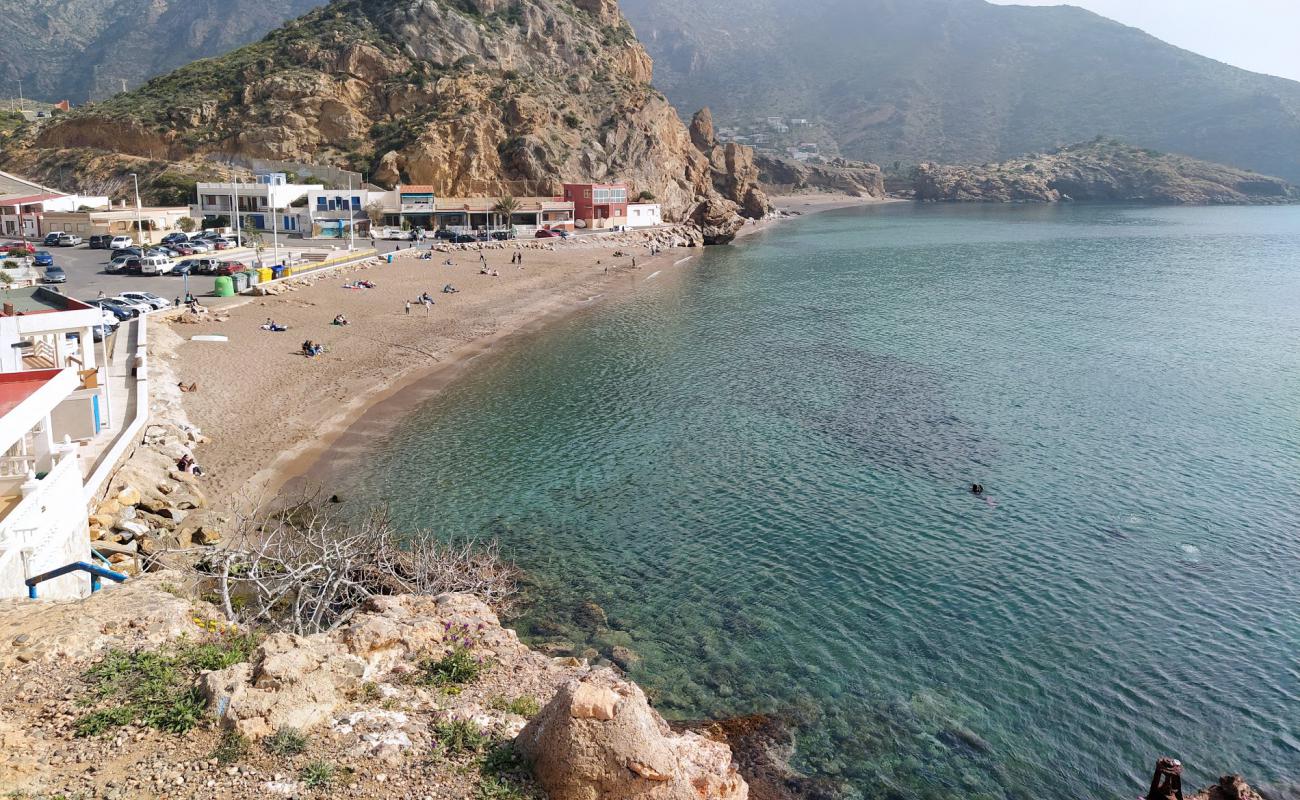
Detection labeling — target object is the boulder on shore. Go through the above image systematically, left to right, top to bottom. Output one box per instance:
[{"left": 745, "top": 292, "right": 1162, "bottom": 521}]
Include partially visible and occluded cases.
[{"left": 518, "top": 669, "right": 748, "bottom": 800}]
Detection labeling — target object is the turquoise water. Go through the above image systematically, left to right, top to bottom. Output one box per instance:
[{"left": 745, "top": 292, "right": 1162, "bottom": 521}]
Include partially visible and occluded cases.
[{"left": 337, "top": 204, "right": 1300, "bottom": 799}]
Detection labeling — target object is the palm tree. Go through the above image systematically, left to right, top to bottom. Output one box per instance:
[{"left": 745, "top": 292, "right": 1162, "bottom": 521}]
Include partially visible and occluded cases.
[{"left": 492, "top": 196, "right": 519, "bottom": 232}]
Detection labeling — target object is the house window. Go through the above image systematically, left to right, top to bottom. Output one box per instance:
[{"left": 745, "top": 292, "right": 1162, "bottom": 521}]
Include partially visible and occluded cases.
[
  {"left": 351, "top": 196, "right": 361, "bottom": 210},
  {"left": 317, "top": 197, "right": 327, "bottom": 210}
]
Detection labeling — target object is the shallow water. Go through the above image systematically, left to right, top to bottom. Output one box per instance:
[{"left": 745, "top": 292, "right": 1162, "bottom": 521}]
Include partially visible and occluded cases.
[{"left": 338, "top": 203, "right": 1300, "bottom": 799}]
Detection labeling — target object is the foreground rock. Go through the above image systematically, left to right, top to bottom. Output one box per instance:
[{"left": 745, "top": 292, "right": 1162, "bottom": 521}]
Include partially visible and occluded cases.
[
  {"left": 913, "top": 139, "right": 1300, "bottom": 204},
  {"left": 519, "top": 670, "right": 748, "bottom": 800}
]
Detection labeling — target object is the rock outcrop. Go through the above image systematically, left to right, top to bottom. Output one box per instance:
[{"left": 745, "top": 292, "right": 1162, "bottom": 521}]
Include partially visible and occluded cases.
[
  {"left": 7, "top": 0, "right": 767, "bottom": 241},
  {"left": 912, "top": 139, "right": 1300, "bottom": 205},
  {"left": 756, "top": 155, "right": 885, "bottom": 199},
  {"left": 518, "top": 670, "right": 748, "bottom": 800}
]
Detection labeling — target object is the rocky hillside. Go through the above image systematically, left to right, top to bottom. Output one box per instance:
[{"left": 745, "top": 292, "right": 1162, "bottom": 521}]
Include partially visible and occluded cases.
[
  {"left": 0, "top": 0, "right": 320, "bottom": 103},
  {"left": 7, "top": 0, "right": 766, "bottom": 241},
  {"left": 620, "top": 0, "right": 1300, "bottom": 184},
  {"left": 911, "top": 140, "right": 1300, "bottom": 204},
  {"left": 756, "top": 155, "right": 885, "bottom": 199}
]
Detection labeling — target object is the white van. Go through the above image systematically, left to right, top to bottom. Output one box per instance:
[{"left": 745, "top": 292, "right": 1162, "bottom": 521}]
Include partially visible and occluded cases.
[{"left": 138, "top": 254, "right": 174, "bottom": 275}]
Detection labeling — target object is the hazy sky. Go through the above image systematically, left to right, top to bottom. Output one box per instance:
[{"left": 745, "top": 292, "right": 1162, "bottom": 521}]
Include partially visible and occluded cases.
[{"left": 988, "top": 0, "right": 1300, "bottom": 82}]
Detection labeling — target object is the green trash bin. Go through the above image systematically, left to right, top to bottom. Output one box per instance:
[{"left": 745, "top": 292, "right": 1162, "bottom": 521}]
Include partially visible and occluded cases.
[{"left": 213, "top": 276, "right": 235, "bottom": 297}]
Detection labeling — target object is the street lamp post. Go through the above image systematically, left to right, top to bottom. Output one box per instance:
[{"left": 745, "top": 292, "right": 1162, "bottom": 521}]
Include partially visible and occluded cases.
[{"left": 129, "top": 173, "right": 143, "bottom": 244}]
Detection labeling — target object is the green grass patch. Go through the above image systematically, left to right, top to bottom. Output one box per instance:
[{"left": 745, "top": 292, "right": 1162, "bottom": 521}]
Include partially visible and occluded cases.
[
  {"left": 74, "top": 633, "right": 259, "bottom": 737},
  {"left": 489, "top": 695, "right": 540, "bottom": 718},
  {"left": 211, "top": 730, "right": 250, "bottom": 764}
]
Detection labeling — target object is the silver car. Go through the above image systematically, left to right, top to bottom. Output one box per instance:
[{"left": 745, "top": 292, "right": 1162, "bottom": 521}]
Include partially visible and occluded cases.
[{"left": 56, "top": 233, "right": 83, "bottom": 246}]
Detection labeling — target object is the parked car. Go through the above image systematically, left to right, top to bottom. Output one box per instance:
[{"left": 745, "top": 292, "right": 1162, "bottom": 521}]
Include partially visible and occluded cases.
[
  {"left": 377, "top": 227, "right": 406, "bottom": 240},
  {"left": 535, "top": 228, "right": 563, "bottom": 239},
  {"left": 434, "top": 229, "right": 457, "bottom": 240},
  {"left": 491, "top": 230, "right": 514, "bottom": 241},
  {"left": 43, "top": 232, "right": 65, "bottom": 247},
  {"left": 56, "top": 233, "right": 82, "bottom": 246},
  {"left": 160, "top": 233, "right": 189, "bottom": 246},
  {"left": 88, "top": 234, "right": 110, "bottom": 249},
  {"left": 452, "top": 234, "right": 477, "bottom": 244},
  {"left": 108, "top": 236, "right": 134, "bottom": 250},
  {"left": 212, "top": 239, "right": 236, "bottom": 251},
  {"left": 5, "top": 241, "right": 36, "bottom": 254},
  {"left": 187, "top": 241, "right": 212, "bottom": 254},
  {"left": 169, "top": 243, "right": 196, "bottom": 256},
  {"left": 149, "top": 246, "right": 179, "bottom": 258},
  {"left": 111, "top": 247, "right": 142, "bottom": 260},
  {"left": 32, "top": 251, "right": 54, "bottom": 267},
  {"left": 106, "top": 256, "right": 134, "bottom": 274},
  {"left": 213, "top": 261, "right": 247, "bottom": 276},
  {"left": 42, "top": 266, "right": 67, "bottom": 284},
  {"left": 118, "top": 291, "right": 168, "bottom": 310},
  {"left": 111, "top": 296, "right": 153, "bottom": 316},
  {"left": 89, "top": 298, "right": 134, "bottom": 320}
]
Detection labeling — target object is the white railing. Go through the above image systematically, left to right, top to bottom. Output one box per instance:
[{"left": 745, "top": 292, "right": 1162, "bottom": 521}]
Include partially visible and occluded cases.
[
  {"left": 0, "top": 443, "right": 86, "bottom": 599},
  {"left": 0, "top": 454, "right": 36, "bottom": 479}
]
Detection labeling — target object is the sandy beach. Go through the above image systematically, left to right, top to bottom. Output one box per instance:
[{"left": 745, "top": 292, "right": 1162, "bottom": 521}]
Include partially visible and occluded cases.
[{"left": 166, "top": 193, "right": 894, "bottom": 504}]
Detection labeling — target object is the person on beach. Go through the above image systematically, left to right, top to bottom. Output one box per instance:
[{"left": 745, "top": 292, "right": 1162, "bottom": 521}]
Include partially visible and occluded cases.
[
  {"left": 443, "top": 258, "right": 454, "bottom": 266},
  {"left": 443, "top": 284, "right": 458, "bottom": 294},
  {"left": 405, "top": 301, "right": 411, "bottom": 315},
  {"left": 333, "top": 314, "right": 349, "bottom": 326}
]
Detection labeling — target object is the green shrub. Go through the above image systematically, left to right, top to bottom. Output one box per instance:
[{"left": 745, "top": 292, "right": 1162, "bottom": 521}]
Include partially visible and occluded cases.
[
  {"left": 414, "top": 626, "right": 491, "bottom": 689},
  {"left": 432, "top": 718, "right": 491, "bottom": 756},
  {"left": 264, "top": 726, "right": 309, "bottom": 757},
  {"left": 212, "top": 730, "right": 250, "bottom": 764},
  {"left": 299, "top": 760, "right": 335, "bottom": 789}
]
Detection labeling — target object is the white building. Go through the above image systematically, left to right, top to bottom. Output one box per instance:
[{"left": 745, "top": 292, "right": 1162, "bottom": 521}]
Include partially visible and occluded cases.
[
  {"left": 0, "top": 172, "right": 110, "bottom": 239},
  {"left": 194, "top": 173, "right": 323, "bottom": 234},
  {"left": 305, "top": 188, "right": 395, "bottom": 239},
  {"left": 626, "top": 203, "right": 663, "bottom": 229},
  {"left": 0, "top": 368, "right": 97, "bottom": 600}
]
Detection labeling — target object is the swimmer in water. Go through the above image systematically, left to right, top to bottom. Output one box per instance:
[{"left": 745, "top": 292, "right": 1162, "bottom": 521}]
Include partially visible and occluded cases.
[{"left": 970, "top": 483, "right": 984, "bottom": 495}]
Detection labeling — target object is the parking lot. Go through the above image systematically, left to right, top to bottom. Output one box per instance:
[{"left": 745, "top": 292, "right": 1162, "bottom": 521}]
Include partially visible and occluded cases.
[{"left": 33, "top": 240, "right": 216, "bottom": 303}]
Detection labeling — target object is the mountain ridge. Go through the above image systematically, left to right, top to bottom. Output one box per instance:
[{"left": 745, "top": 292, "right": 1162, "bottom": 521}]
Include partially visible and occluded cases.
[{"left": 619, "top": 0, "right": 1300, "bottom": 183}]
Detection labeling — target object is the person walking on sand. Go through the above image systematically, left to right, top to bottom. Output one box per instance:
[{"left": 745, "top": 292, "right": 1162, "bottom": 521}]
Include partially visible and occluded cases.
[{"left": 405, "top": 301, "right": 411, "bottom": 315}]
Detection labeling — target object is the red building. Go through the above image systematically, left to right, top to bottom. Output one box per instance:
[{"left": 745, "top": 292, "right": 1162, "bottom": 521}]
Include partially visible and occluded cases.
[{"left": 562, "top": 182, "right": 629, "bottom": 230}]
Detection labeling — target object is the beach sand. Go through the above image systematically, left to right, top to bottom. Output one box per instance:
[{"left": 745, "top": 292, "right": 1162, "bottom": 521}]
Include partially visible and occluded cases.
[{"left": 168, "top": 194, "right": 894, "bottom": 505}]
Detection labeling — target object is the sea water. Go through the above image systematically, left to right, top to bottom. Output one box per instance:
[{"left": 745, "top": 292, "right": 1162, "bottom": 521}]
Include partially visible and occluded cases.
[{"left": 338, "top": 203, "right": 1300, "bottom": 799}]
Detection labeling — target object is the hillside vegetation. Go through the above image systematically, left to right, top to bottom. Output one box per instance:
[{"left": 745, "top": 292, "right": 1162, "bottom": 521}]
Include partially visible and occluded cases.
[{"left": 621, "top": 0, "right": 1300, "bottom": 183}]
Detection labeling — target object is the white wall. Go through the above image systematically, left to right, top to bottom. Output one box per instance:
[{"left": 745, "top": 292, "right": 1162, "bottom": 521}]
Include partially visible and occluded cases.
[{"left": 626, "top": 203, "right": 663, "bottom": 228}]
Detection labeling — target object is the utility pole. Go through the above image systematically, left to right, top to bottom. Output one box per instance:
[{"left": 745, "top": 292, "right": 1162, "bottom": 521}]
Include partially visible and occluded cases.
[
  {"left": 16, "top": 80, "right": 23, "bottom": 113},
  {"left": 129, "top": 173, "right": 143, "bottom": 244},
  {"left": 347, "top": 175, "right": 355, "bottom": 251},
  {"left": 233, "top": 180, "right": 242, "bottom": 244},
  {"left": 269, "top": 180, "right": 280, "bottom": 265}
]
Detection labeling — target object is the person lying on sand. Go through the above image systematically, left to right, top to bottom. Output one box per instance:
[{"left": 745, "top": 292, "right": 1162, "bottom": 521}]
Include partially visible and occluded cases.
[
  {"left": 443, "top": 284, "right": 459, "bottom": 294},
  {"left": 332, "top": 314, "right": 350, "bottom": 326},
  {"left": 260, "top": 319, "right": 287, "bottom": 332},
  {"left": 302, "top": 340, "right": 324, "bottom": 357},
  {"left": 177, "top": 381, "right": 198, "bottom": 393}
]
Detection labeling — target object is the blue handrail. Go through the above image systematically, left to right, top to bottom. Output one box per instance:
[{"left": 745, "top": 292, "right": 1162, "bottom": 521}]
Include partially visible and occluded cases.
[{"left": 26, "top": 561, "right": 127, "bottom": 599}]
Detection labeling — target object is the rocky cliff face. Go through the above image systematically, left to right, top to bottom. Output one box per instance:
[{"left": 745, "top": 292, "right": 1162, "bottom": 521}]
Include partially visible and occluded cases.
[
  {"left": 0, "top": 0, "right": 321, "bottom": 103},
  {"left": 12, "top": 0, "right": 765, "bottom": 238},
  {"left": 912, "top": 140, "right": 1300, "bottom": 205},
  {"left": 756, "top": 155, "right": 885, "bottom": 199}
]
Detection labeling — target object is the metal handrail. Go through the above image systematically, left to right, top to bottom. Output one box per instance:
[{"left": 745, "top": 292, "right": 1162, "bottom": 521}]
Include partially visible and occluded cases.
[{"left": 25, "top": 561, "right": 127, "bottom": 599}]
